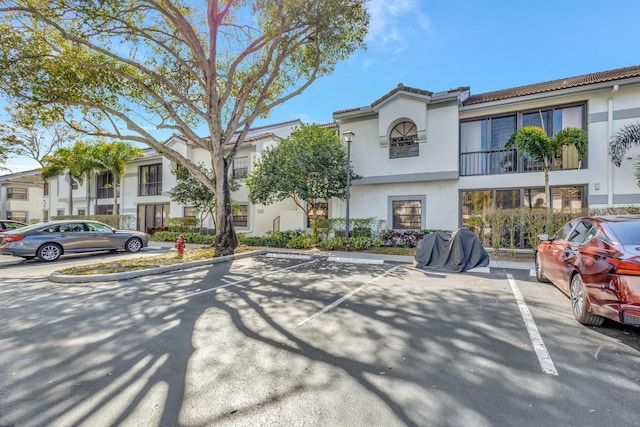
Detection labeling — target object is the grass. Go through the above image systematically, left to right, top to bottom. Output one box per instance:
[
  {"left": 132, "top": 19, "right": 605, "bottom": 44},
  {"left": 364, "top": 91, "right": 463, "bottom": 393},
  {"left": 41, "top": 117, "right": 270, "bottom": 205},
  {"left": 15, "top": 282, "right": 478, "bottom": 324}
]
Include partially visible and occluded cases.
[
  {"left": 60, "top": 245, "right": 257, "bottom": 275},
  {"left": 366, "top": 247, "right": 416, "bottom": 256}
]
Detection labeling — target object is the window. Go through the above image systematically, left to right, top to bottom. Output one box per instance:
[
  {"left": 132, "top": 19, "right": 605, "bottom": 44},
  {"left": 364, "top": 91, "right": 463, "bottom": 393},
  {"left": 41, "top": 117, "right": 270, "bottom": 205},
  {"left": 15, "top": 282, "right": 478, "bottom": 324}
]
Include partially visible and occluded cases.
[
  {"left": 460, "top": 103, "right": 586, "bottom": 176},
  {"left": 390, "top": 121, "right": 419, "bottom": 159},
  {"left": 233, "top": 156, "right": 249, "bottom": 179},
  {"left": 138, "top": 164, "right": 162, "bottom": 196},
  {"left": 97, "top": 171, "right": 115, "bottom": 199},
  {"left": 71, "top": 175, "right": 79, "bottom": 190},
  {"left": 43, "top": 182, "right": 49, "bottom": 196},
  {"left": 461, "top": 186, "right": 586, "bottom": 247},
  {"left": 7, "top": 187, "right": 27, "bottom": 200},
  {"left": 392, "top": 200, "right": 422, "bottom": 229},
  {"left": 307, "top": 201, "right": 328, "bottom": 227},
  {"left": 137, "top": 203, "right": 170, "bottom": 232},
  {"left": 96, "top": 204, "right": 117, "bottom": 215},
  {"left": 233, "top": 204, "right": 248, "bottom": 228},
  {"left": 184, "top": 207, "right": 197, "bottom": 218},
  {"left": 57, "top": 209, "right": 65, "bottom": 217},
  {"left": 77, "top": 209, "right": 86, "bottom": 216},
  {"left": 43, "top": 210, "right": 49, "bottom": 221},
  {"left": 7, "top": 211, "right": 27, "bottom": 222},
  {"left": 568, "top": 220, "right": 595, "bottom": 244},
  {"left": 86, "top": 222, "right": 113, "bottom": 232}
]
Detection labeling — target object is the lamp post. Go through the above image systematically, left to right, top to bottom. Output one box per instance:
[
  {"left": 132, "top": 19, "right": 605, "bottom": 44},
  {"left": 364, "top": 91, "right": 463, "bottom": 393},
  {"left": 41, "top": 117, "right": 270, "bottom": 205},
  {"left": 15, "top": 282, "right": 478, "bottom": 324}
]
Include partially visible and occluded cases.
[{"left": 342, "top": 130, "right": 355, "bottom": 239}]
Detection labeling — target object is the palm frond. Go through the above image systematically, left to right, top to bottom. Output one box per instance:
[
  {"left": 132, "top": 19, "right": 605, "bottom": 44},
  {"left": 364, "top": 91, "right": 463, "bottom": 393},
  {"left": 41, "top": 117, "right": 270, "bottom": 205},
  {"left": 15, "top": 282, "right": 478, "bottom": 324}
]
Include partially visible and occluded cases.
[{"left": 609, "top": 122, "right": 640, "bottom": 166}]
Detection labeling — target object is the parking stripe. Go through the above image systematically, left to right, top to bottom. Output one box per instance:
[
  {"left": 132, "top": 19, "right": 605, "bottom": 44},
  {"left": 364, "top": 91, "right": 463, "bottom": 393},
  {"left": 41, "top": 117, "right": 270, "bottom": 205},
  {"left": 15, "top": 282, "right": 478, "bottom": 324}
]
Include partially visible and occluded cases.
[
  {"left": 173, "top": 259, "right": 317, "bottom": 300},
  {"left": 296, "top": 264, "right": 402, "bottom": 328},
  {"left": 507, "top": 273, "right": 558, "bottom": 376}
]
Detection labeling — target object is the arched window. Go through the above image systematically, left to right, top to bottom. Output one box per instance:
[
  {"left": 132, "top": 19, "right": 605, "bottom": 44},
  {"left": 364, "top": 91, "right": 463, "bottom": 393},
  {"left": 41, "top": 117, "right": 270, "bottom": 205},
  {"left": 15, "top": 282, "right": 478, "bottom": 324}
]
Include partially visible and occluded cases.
[{"left": 389, "top": 121, "right": 419, "bottom": 159}]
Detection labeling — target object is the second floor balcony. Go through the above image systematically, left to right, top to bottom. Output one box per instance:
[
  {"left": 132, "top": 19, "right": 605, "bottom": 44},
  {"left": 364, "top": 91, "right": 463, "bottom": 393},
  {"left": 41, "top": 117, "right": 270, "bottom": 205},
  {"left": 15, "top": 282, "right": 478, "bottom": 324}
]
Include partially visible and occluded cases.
[
  {"left": 459, "top": 146, "right": 581, "bottom": 176},
  {"left": 138, "top": 182, "right": 163, "bottom": 196}
]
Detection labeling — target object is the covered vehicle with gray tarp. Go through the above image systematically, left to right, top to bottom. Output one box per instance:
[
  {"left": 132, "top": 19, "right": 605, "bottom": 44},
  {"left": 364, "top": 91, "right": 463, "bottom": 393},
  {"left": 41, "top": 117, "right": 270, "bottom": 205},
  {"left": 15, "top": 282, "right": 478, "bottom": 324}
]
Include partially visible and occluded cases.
[{"left": 413, "top": 228, "right": 489, "bottom": 272}]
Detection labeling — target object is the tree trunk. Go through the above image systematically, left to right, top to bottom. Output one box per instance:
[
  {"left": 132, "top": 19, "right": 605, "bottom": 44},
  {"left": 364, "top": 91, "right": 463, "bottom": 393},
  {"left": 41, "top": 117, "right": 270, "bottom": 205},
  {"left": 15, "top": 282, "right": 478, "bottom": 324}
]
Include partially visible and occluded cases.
[
  {"left": 213, "top": 156, "right": 237, "bottom": 256},
  {"left": 544, "top": 168, "right": 552, "bottom": 233},
  {"left": 86, "top": 172, "right": 91, "bottom": 216},
  {"left": 68, "top": 174, "right": 73, "bottom": 215},
  {"left": 114, "top": 177, "right": 119, "bottom": 215}
]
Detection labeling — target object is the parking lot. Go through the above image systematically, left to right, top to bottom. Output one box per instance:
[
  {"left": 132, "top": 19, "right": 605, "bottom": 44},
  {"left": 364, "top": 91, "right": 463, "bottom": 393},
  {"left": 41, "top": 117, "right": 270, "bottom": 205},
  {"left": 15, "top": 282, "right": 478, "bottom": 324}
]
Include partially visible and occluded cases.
[{"left": 1, "top": 253, "right": 640, "bottom": 426}]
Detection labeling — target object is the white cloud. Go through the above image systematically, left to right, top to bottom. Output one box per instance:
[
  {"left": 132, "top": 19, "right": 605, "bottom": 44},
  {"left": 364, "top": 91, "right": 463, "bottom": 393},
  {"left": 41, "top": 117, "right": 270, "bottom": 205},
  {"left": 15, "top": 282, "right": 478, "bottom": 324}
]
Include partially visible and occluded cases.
[{"left": 366, "top": 0, "right": 432, "bottom": 48}]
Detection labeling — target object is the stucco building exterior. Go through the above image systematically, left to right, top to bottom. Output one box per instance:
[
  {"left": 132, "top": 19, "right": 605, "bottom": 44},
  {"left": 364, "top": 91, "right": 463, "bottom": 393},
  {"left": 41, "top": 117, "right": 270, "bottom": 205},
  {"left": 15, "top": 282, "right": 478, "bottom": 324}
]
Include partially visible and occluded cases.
[{"left": 3, "top": 65, "right": 640, "bottom": 235}]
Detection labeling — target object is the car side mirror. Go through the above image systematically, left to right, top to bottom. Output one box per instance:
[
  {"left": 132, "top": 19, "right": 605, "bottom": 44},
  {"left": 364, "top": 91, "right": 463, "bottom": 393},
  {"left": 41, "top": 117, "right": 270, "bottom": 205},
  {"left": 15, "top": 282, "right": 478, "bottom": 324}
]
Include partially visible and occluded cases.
[
  {"left": 112, "top": 228, "right": 117, "bottom": 233},
  {"left": 537, "top": 233, "right": 550, "bottom": 242}
]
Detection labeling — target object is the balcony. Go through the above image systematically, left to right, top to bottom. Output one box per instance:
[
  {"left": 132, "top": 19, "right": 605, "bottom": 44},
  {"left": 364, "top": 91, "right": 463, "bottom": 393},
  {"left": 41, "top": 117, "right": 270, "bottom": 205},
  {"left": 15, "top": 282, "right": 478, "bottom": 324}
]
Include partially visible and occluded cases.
[
  {"left": 459, "top": 147, "right": 580, "bottom": 176},
  {"left": 138, "top": 182, "right": 163, "bottom": 196},
  {"left": 97, "top": 187, "right": 115, "bottom": 199}
]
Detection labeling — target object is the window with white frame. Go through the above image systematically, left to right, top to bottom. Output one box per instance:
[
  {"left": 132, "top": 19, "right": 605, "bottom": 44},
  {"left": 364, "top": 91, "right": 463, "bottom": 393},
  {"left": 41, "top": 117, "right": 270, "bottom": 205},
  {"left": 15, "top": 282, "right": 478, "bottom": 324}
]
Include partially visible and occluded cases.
[
  {"left": 389, "top": 121, "right": 419, "bottom": 159},
  {"left": 233, "top": 156, "right": 249, "bottom": 179},
  {"left": 7, "top": 187, "right": 27, "bottom": 199},
  {"left": 389, "top": 196, "right": 424, "bottom": 229},
  {"left": 307, "top": 201, "right": 329, "bottom": 227},
  {"left": 232, "top": 204, "right": 248, "bottom": 227},
  {"left": 184, "top": 206, "right": 197, "bottom": 217},
  {"left": 57, "top": 209, "right": 65, "bottom": 217},
  {"left": 77, "top": 209, "right": 86, "bottom": 216},
  {"left": 43, "top": 210, "right": 49, "bottom": 221},
  {"left": 7, "top": 211, "right": 28, "bottom": 222}
]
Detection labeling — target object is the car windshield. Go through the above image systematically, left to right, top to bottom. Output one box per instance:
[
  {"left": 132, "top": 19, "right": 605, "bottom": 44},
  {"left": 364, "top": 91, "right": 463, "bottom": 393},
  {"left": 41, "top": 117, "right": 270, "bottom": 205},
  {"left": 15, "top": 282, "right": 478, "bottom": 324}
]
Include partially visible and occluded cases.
[{"left": 606, "top": 221, "right": 640, "bottom": 245}]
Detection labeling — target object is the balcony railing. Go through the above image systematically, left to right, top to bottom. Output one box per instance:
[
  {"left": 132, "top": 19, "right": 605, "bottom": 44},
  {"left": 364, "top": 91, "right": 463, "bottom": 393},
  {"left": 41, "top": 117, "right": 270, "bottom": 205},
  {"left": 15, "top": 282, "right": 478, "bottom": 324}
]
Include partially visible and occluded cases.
[
  {"left": 459, "top": 147, "right": 580, "bottom": 177},
  {"left": 138, "top": 182, "right": 163, "bottom": 196},
  {"left": 97, "top": 187, "right": 114, "bottom": 199}
]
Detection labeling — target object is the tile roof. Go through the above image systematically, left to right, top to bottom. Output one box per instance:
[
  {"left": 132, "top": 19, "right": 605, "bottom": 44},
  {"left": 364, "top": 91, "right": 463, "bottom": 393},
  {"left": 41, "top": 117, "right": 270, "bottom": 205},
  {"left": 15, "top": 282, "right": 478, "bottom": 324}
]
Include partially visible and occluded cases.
[
  {"left": 463, "top": 65, "right": 640, "bottom": 105},
  {"left": 371, "top": 83, "right": 433, "bottom": 108}
]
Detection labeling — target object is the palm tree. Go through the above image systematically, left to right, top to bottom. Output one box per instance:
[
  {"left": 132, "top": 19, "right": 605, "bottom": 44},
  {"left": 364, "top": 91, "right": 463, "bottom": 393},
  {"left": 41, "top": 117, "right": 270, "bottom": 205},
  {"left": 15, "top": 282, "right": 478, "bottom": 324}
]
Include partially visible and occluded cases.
[
  {"left": 609, "top": 122, "right": 640, "bottom": 185},
  {"left": 506, "top": 126, "right": 588, "bottom": 231},
  {"left": 41, "top": 141, "right": 102, "bottom": 216},
  {"left": 94, "top": 141, "right": 144, "bottom": 214}
]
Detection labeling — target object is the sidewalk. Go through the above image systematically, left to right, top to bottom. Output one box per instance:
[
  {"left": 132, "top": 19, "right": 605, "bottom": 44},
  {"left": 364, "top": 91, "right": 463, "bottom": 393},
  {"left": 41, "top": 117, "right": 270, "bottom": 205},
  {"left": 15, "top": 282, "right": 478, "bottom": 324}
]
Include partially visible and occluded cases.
[{"left": 265, "top": 247, "right": 534, "bottom": 272}]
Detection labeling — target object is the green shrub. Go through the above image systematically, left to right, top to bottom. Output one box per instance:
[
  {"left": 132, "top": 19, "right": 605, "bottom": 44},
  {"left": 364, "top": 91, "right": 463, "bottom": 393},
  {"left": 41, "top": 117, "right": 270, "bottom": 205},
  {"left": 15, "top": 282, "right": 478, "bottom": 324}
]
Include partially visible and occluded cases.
[
  {"left": 168, "top": 216, "right": 198, "bottom": 232},
  {"left": 151, "top": 231, "right": 215, "bottom": 245},
  {"left": 286, "top": 234, "right": 315, "bottom": 249},
  {"left": 239, "top": 235, "right": 289, "bottom": 247},
  {"left": 324, "top": 236, "right": 371, "bottom": 250}
]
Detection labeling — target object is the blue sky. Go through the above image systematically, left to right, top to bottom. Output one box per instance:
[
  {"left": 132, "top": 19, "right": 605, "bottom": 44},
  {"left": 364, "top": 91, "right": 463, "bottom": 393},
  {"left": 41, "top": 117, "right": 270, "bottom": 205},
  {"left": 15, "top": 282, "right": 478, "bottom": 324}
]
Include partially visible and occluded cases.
[
  {"left": 6, "top": 0, "right": 640, "bottom": 172},
  {"left": 258, "top": 0, "right": 640, "bottom": 126}
]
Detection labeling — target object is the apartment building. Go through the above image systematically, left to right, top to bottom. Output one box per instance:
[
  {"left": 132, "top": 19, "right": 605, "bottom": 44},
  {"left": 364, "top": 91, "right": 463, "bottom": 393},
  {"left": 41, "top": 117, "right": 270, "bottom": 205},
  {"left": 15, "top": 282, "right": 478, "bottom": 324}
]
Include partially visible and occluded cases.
[
  {"left": 3, "top": 65, "right": 640, "bottom": 235},
  {"left": 334, "top": 65, "right": 640, "bottom": 232},
  {"left": 0, "top": 169, "right": 43, "bottom": 223}
]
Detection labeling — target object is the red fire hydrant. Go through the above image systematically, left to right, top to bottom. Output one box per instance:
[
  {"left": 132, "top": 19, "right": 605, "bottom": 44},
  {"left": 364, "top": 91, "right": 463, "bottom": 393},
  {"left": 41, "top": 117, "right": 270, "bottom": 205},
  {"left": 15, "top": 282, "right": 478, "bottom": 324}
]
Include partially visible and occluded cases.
[{"left": 175, "top": 234, "right": 186, "bottom": 257}]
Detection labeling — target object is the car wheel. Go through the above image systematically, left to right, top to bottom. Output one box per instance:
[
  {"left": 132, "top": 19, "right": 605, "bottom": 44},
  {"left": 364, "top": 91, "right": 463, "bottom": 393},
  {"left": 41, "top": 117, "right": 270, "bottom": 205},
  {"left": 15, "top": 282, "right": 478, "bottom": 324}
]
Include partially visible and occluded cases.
[
  {"left": 125, "top": 238, "right": 143, "bottom": 253},
  {"left": 37, "top": 243, "right": 62, "bottom": 262},
  {"left": 535, "top": 252, "right": 550, "bottom": 283},
  {"left": 570, "top": 274, "right": 604, "bottom": 326}
]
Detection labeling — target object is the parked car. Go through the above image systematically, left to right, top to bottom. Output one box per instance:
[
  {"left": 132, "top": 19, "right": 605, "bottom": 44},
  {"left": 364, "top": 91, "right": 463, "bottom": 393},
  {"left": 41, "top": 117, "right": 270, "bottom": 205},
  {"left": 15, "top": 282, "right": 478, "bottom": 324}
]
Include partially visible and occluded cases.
[
  {"left": 535, "top": 215, "right": 640, "bottom": 327},
  {"left": 0, "top": 219, "right": 27, "bottom": 232},
  {"left": 0, "top": 220, "right": 149, "bottom": 262}
]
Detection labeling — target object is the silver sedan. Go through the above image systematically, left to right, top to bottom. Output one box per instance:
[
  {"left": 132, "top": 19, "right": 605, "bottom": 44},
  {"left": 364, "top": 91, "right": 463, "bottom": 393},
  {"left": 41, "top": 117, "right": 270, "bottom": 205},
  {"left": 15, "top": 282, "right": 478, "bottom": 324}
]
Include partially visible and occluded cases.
[{"left": 0, "top": 220, "right": 149, "bottom": 262}]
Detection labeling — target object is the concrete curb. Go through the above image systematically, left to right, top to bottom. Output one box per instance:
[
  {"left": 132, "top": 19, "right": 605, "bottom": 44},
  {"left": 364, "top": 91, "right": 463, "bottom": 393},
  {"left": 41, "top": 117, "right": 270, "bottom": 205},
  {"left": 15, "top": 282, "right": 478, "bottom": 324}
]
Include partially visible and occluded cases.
[{"left": 48, "top": 249, "right": 267, "bottom": 283}]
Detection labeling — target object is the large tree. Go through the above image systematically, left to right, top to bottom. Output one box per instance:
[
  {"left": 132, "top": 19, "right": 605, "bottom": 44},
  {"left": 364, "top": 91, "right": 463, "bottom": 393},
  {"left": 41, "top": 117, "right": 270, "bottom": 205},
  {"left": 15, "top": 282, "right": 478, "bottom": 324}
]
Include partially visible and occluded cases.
[
  {"left": 0, "top": 1, "right": 369, "bottom": 255},
  {"left": 0, "top": 108, "right": 77, "bottom": 168},
  {"left": 609, "top": 122, "right": 640, "bottom": 185},
  {"left": 246, "top": 123, "right": 359, "bottom": 234},
  {"left": 506, "top": 126, "right": 587, "bottom": 230},
  {"left": 169, "top": 164, "right": 239, "bottom": 231}
]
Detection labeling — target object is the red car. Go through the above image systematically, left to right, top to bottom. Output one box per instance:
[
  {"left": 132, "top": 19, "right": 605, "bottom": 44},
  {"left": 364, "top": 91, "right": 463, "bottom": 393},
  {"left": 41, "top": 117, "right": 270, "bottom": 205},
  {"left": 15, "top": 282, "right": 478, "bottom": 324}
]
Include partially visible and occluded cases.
[
  {"left": 535, "top": 215, "right": 640, "bottom": 327},
  {"left": 0, "top": 220, "right": 27, "bottom": 232}
]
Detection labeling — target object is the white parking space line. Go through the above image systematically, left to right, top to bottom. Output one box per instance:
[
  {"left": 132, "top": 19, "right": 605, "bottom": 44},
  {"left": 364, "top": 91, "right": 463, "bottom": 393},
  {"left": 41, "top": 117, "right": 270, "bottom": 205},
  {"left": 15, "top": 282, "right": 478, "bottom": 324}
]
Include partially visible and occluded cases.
[
  {"left": 265, "top": 253, "right": 313, "bottom": 260},
  {"left": 326, "top": 256, "right": 384, "bottom": 265},
  {"left": 173, "top": 259, "right": 317, "bottom": 301},
  {"left": 296, "top": 264, "right": 401, "bottom": 328},
  {"left": 507, "top": 273, "right": 558, "bottom": 376}
]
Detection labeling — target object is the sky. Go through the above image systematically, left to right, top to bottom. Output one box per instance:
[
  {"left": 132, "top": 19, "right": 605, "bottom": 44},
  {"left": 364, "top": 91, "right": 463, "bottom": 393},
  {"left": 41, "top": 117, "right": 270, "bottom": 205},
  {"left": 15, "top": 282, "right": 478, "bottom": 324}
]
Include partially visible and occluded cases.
[{"left": 6, "top": 0, "right": 640, "bottom": 172}]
